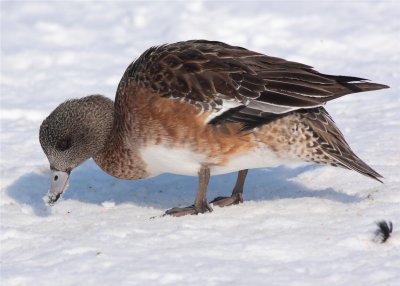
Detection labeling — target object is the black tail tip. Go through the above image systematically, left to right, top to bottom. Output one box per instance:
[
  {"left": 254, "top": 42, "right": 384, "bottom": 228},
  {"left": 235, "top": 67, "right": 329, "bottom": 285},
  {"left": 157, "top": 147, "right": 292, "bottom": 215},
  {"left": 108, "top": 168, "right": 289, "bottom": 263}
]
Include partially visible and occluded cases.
[
  {"left": 352, "top": 82, "right": 390, "bottom": 93},
  {"left": 371, "top": 83, "right": 390, "bottom": 90},
  {"left": 372, "top": 174, "right": 384, "bottom": 184},
  {"left": 374, "top": 220, "right": 393, "bottom": 243}
]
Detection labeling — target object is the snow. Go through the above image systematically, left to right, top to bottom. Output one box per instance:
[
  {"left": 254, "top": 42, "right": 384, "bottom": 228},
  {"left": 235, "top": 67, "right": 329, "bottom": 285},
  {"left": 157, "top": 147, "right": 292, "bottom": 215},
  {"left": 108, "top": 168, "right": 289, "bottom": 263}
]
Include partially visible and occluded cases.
[{"left": 1, "top": 1, "right": 400, "bottom": 285}]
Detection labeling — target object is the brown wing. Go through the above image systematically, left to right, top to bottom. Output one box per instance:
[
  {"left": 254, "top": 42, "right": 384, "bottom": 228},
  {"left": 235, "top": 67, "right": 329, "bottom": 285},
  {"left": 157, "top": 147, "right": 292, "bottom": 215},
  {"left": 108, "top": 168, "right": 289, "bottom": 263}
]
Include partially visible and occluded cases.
[
  {"left": 117, "top": 40, "right": 388, "bottom": 128},
  {"left": 300, "top": 107, "right": 382, "bottom": 182}
]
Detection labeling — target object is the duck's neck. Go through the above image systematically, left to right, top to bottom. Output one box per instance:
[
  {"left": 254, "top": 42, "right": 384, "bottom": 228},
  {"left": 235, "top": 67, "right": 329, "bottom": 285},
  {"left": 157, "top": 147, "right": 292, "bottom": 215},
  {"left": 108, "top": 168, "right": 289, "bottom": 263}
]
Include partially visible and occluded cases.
[{"left": 91, "top": 95, "right": 149, "bottom": 180}]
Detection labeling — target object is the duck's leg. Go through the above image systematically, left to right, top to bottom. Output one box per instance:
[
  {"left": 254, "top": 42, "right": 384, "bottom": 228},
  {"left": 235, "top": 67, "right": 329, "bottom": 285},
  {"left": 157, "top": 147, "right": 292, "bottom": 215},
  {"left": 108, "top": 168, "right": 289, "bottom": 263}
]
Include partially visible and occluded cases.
[
  {"left": 165, "top": 165, "right": 213, "bottom": 217},
  {"left": 211, "top": 169, "right": 248, "bottom": 207}
]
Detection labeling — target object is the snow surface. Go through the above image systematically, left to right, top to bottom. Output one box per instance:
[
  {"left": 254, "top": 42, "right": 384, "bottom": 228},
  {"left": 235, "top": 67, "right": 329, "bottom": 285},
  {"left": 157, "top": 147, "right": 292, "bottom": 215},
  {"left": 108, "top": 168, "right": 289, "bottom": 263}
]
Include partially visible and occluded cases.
[{"left": 1, "top": 1, "right": 400, "bottom": 285}]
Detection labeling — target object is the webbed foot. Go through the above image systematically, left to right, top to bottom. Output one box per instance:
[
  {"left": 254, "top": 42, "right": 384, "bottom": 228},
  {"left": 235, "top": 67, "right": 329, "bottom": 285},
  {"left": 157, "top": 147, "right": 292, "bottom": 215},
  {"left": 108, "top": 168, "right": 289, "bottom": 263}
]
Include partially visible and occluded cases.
[
  {"left": 210, "top": 193, "right": 243, "bottom": 207},
  {"left": 165, "top": 202, "right": 213, "bottom": 217}
]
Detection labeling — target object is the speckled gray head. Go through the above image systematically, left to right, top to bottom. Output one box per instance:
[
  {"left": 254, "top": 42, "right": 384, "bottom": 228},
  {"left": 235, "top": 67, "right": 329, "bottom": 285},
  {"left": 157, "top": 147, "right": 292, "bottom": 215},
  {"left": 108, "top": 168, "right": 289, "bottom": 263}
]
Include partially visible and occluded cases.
[{"left": 39, "top": 95, "right": 114, "bottom": 205}]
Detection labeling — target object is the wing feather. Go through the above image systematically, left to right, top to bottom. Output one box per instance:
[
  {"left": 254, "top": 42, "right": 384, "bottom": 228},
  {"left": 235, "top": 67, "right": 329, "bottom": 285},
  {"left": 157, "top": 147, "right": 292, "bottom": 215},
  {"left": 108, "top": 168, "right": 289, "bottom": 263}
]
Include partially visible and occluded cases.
[{"left": 117, "top": 40, "right": 388, "bottom": 128}]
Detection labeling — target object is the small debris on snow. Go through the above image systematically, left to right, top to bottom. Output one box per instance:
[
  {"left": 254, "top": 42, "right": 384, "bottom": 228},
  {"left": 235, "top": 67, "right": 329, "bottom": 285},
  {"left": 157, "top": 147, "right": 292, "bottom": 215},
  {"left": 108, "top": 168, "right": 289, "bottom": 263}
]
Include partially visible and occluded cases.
[{"left": 373, "top": 220, "right": 393, "bottom": 243}]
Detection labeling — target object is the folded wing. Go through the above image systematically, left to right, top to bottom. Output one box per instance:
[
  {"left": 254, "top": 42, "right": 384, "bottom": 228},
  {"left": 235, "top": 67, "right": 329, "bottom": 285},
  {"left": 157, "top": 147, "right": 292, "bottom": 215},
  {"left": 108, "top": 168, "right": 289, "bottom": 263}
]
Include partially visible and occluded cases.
[{"left": 118, "top": 40, "right": 388, "bottom": 129}]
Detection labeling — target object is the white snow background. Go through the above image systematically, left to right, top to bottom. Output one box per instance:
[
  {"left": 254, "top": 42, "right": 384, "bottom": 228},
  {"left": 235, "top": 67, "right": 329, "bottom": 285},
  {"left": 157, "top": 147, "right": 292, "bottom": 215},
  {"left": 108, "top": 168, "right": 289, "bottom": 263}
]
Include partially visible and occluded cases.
[{"left": 1, "top": 1, "right": 400, "bottom": 285}]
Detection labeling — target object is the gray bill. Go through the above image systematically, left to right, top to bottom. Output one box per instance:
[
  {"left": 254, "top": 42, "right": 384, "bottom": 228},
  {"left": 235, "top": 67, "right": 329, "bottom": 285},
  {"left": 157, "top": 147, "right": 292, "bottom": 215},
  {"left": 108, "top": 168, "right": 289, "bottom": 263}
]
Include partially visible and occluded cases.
[{"left": 45, "top": 170, "right": 70, "bottom": 205}]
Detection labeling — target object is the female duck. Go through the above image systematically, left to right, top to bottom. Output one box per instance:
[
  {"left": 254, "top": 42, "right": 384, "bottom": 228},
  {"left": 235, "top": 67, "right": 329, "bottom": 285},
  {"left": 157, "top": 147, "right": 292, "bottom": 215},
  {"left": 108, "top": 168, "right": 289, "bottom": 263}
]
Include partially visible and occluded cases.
[{"left": 39, "top": 40, "right": 388, "bottom": 216}]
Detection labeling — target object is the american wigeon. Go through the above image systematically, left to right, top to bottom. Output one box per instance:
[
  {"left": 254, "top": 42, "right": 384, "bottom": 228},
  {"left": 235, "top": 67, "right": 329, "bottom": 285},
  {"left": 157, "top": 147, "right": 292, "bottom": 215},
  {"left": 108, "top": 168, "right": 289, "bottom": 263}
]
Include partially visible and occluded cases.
[{"left": 39, "top": 40, "right": 388, "bottom": 216}]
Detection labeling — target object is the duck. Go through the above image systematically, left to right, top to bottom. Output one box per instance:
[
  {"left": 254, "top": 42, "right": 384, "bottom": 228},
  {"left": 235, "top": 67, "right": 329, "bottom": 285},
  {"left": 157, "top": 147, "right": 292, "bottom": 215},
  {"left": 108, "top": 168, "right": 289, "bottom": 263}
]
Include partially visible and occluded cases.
[{"left": 39, "top": 40, "right": 388, "bottom": 216}]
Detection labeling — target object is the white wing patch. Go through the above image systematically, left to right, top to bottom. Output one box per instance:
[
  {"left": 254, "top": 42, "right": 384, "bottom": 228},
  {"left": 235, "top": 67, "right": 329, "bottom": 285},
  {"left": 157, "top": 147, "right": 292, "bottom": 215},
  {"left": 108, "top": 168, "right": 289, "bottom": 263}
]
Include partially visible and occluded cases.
[
  {"left": 203, "top": 98, "right": 324, "bottom": 125},
  {"left": 204, "top": 99, "right": 243, "bottom": 123}
]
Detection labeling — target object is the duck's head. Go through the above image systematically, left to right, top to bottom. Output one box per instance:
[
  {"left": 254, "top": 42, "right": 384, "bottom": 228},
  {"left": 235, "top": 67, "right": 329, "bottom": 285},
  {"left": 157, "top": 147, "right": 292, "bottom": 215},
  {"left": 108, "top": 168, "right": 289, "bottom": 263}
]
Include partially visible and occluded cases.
[{"left": 39, "top": 95, "right": 114, "bottom": 205}]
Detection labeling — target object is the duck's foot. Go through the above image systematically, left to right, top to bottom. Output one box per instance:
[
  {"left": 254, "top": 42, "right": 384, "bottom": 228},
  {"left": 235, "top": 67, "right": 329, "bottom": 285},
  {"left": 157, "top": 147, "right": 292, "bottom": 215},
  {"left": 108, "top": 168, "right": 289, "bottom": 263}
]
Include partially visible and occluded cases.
[
  {"left": 211, "top": 169, "right": 248, "bottom": 208},
  {"left": 210, "top": 193, "right": 243, "bottom": 207},
  {"left": 164, "top": 202, "right": 213, "bottom": 217}
]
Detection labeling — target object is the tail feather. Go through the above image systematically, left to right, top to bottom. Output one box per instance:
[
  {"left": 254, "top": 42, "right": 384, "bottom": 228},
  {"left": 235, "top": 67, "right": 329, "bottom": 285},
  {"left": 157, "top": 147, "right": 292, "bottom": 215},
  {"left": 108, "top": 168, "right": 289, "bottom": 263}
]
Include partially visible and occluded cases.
[
  {"left": 314, "top": 73, "right": 389, "bottom": 97},
  {"left": 348, "top": 82, "right": 390, "bottom": 93},
  {"left": 300, "top": 107, "right": 383, "bottom": 182},
  {"left": 330, "top": 149, "right": 383, "bottom": 183}
]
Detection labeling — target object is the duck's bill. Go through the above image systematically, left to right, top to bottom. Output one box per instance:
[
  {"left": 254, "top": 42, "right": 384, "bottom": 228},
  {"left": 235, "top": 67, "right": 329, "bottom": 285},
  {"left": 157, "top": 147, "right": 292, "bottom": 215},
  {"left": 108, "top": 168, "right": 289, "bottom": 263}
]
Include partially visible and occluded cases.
[{"left": 45, "top": 170, "right": 70, "bottom": 205}]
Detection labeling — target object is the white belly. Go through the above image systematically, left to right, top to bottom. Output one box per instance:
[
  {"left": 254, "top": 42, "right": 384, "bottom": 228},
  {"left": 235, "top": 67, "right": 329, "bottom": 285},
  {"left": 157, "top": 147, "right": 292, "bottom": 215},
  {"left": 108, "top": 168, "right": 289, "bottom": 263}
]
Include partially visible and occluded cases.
[
  {"left": 141, "top": 144, "right": 295, "bottom": 177},
  {"left": 210, "top": 147, "right": 291, "bottom": 175}
]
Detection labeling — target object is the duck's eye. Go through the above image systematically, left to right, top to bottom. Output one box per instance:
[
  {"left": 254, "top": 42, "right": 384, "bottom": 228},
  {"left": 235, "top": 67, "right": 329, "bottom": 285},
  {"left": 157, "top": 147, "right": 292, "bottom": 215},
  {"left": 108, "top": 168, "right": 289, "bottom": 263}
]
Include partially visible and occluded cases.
[{"left": 56, "top": 137, "right": 72, "bottom": 151}]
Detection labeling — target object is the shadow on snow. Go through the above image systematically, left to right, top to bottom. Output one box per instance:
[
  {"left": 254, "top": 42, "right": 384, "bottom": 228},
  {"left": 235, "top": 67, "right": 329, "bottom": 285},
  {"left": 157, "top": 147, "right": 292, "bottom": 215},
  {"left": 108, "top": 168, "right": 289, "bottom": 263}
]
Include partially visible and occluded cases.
[{"left": 6, "top": 160, "right": 362, "bottom": 217}]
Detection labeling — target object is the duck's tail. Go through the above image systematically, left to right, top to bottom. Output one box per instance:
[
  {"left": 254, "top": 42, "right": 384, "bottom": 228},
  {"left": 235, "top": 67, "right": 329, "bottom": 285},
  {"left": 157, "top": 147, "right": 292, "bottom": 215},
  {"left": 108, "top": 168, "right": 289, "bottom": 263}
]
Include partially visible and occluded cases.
[
  {"left": 318, "top": 74, "right": 389, "bottom": 96},
  {"left": 347, "top": 82, "right": 390, "bottom": 93},
  {"left": 299, "top": 107, "right": 383, "bottom": 183}
]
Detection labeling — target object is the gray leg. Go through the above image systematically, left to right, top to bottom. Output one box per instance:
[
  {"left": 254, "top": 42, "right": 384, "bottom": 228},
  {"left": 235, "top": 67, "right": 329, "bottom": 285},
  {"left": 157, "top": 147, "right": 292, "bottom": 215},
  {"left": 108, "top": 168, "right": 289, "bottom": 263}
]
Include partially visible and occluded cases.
[
  {"left": 165, "top": 165, "right": 213, "bottom": 217},
  {"left": 211, "top": 169, "right": 248, "bottom": 207}
]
